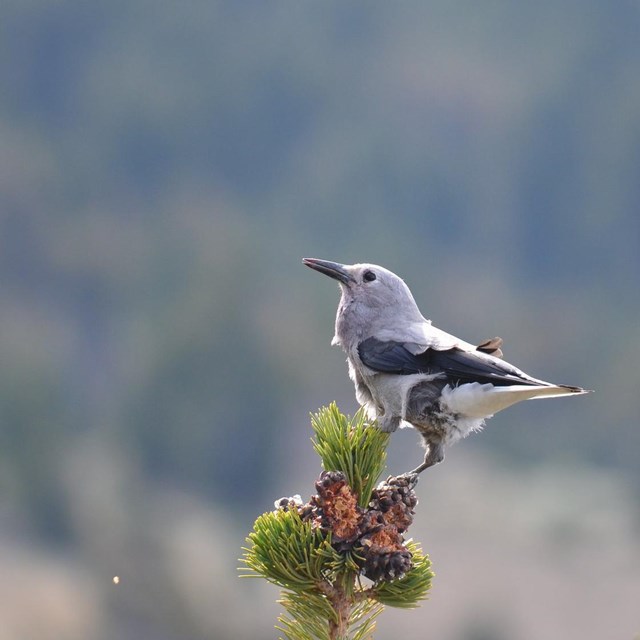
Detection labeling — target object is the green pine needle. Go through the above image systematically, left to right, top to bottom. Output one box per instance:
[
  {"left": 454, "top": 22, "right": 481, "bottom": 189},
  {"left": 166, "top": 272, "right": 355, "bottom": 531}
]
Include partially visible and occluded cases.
[
  {"left": 311, "top": 403, "right": 389, "bottom": 507},
  {"left": 241, "top": 508, "right": 341, "bottom": 591},
  {"left": 277, "top": 591, "right": 336, "bottom": 640},
  {"left": 348, "top": 600, "right": 384, "bottom": 640}
]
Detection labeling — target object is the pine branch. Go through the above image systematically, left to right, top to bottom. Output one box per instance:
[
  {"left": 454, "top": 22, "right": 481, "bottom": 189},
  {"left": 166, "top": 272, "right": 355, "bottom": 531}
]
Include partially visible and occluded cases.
[
  {"left": 311, "top": 403, "right": 389, "bottom": 508},
  {"left": 240, "top": 404, "right": 434, "bottom": 639}
]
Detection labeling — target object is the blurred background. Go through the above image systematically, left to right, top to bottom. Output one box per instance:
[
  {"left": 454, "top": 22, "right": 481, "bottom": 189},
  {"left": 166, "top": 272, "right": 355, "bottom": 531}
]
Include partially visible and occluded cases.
[{"left": 1, "top": 1, "right": 639, "bottom": 638}]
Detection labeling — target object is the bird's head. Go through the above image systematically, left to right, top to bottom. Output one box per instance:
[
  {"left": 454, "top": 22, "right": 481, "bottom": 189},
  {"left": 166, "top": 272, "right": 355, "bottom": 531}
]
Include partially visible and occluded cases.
[{"left": 302, "top": 258, "right": 424, "bottom": 341}]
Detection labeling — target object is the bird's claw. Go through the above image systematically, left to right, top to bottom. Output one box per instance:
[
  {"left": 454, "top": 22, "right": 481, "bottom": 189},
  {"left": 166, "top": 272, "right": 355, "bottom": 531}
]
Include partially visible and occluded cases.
[{"left": 386, "top": 472, "right": 420, "bottom": 488}]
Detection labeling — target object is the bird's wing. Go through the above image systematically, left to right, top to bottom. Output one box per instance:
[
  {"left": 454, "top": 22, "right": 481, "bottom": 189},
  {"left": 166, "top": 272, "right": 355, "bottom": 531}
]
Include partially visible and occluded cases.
[
  {"left": 380, "top": 321, "right": 479, "bottom": 352},
  {"left": 376, "top": 322, "right": 504, "bottom": 358},
  {"left": 358, "top": 336, "right": 543, "bottom": 388},
  {"left": 476, "top": 337, "right": 504, "bottom": 358}
]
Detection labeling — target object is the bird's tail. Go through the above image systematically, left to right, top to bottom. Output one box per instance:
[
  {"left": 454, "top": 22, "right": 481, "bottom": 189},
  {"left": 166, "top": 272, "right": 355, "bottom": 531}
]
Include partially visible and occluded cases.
[
  {"left": 444, "top": 382, "right": 591, "bottom": 419},
  {"left": 487, "top": 384, "right": 591, "bottom": 412},
  {"left": 526, "top": 384, "right": 592, "bottom": 400}
]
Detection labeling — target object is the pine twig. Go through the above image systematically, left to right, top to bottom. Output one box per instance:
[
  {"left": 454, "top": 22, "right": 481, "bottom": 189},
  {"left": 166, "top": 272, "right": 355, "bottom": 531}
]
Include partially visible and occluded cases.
[
  {"left": 240, "top": 404, "right": 434, "bottom": 639},
  {"left": 317, "top": 580, "right": 350, "bottom": 640}
]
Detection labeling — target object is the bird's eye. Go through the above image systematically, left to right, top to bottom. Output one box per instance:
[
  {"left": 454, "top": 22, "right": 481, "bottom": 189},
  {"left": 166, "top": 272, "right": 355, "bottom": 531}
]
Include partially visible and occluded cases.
[{"left": 363, "top": 270, "right": 377, "bottom": 282}]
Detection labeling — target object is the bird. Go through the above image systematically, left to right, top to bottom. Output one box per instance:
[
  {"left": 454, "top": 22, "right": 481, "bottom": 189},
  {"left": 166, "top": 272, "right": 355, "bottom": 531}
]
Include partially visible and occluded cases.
[{"left": 303, "top": 258, "right": 591, "bottom": 478}]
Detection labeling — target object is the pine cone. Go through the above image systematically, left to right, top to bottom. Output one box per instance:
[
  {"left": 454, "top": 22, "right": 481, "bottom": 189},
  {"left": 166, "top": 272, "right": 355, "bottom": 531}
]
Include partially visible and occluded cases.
[
  {"left": 313, "top": 471, "right": 362, "bottom": 547},
  {"left": 272, "top": 472, "right": 417, "bottom": 581},
  {"left": 369, "top": 476, "right": 417, "bottom": 533},
  {"left": 358, "top": 508, "right": 385, "bottom": 536},
  {"left": 358, "top": 524, "right": 413, "bottom": 582}
]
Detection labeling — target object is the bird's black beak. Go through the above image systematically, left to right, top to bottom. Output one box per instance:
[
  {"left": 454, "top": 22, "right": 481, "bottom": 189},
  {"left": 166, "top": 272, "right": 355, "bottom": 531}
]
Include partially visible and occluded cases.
[{"left": 302, "top": 258, "right": 355, "bottom": 285}]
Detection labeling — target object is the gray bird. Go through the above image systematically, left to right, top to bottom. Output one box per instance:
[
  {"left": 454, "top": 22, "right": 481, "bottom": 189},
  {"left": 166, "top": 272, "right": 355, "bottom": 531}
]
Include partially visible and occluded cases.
[{"left": 303, "top": 258, "right": 590, "bottom": 477}]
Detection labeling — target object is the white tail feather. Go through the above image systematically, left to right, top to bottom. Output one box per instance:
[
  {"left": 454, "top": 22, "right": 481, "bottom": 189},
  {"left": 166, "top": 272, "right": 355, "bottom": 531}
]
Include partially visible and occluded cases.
[{"left": 442, "top": 383, "right": 590, "bottom": 420}]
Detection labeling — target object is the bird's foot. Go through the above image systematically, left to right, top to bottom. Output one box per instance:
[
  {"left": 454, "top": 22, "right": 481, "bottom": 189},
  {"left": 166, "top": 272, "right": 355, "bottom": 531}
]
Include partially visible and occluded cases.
[{"left": 384, "top": 471, "right": 420, "bottom": 489}]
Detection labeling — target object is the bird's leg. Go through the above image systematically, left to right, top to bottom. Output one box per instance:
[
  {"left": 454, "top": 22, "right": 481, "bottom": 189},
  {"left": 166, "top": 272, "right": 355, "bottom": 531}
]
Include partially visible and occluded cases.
[{"left": 400, "top": 441, "right": 445, "bottom": 484}]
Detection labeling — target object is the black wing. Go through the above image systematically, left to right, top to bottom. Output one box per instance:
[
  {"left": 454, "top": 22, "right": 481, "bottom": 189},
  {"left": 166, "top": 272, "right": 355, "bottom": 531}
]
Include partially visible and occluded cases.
[{"left": 358, "top": 337, "right": 539, "bottom": 387}]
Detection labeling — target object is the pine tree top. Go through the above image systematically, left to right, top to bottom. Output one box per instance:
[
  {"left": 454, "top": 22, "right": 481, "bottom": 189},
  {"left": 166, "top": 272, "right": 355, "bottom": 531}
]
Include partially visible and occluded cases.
[{"left": 240, "top": 404, "right": 434, "bottom": 640}]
